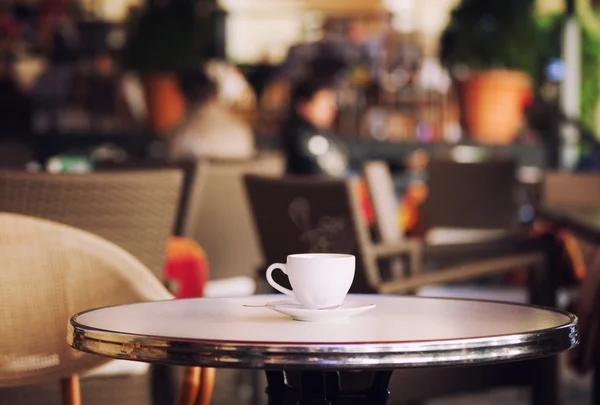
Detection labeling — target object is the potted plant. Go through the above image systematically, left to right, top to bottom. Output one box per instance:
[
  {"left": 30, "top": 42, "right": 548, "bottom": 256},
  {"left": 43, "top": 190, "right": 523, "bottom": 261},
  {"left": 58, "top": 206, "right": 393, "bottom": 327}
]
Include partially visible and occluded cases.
[
  {"left": 122, "top": 0, "right": 200, "bottom": 133},
  {"left": 440, "top": 0, "right": 538, "bottom": 143}
]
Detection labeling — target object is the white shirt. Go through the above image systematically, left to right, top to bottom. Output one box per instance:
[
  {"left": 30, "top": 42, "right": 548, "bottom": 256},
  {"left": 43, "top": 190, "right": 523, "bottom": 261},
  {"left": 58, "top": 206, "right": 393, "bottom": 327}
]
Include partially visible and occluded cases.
[{"left": 168, "top": 103, "right": 255, "bottom": 161}]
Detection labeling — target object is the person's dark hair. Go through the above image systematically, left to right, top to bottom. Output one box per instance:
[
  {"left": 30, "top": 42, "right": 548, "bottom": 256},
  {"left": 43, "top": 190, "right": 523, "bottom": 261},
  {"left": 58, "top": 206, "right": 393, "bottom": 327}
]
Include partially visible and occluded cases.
[
  {"left": 178, "top": 68, "right": 217, "bottom": 106},
  {"left": 290, "top": 78, "right": 334, "bottom": 107}
]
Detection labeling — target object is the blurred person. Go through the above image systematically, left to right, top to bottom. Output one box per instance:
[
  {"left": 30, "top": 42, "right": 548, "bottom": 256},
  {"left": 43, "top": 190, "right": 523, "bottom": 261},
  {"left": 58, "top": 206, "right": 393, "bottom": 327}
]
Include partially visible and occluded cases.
[
  {"left": 32, "top": 1, "right": 80, "bottom": 132},
  {"left": 0, "top": 16, "right": 30, "bottom": 133},
  {"left": 167, "top": 68, "right": 255, "bottom": 161},
  {"left": 280, "top": 78, "right": 350, "bottom": 177}
]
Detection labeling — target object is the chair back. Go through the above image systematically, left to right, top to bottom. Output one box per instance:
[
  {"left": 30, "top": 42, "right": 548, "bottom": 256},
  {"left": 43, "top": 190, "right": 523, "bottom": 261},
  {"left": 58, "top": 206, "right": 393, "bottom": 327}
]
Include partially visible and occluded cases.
[
  {"left": 193, "top": 153, "right": 284, "bottom": 280},
  {"left": 95, "top": 159, "right": 205, "bottom": 237},
  {"left": 422, "top": 159, "right": 518, "bottom": 230},
  {"left": 363, "top": 160, "right": 403, "bottom": 243},
  {"left": 0, "top": 169, "right": 183, "bottom": 277},
  {"left": 542, "top": 171, "right": 600, "bottom": 209},
  {"left": 244, "top": 175, "right": 379, "bottom": 293},
  {"left": 0, "top": 213, "right": 172, "bottom": 388}
]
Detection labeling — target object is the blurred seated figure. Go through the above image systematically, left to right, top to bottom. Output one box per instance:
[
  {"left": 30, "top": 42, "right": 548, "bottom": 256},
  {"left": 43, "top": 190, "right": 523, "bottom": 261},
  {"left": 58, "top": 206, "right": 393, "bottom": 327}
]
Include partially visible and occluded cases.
[
  {"left": 31, "top": 2, "right": 80, "bottom": 133},
  {"left": 204, "top": 59, "right": 256, "bottom": 114},
  {"left": 168, "top": 68, "right": 255, "bottom": 161},
  {"left": 280, "top": 78, "right": 350, "bottom": 177}
]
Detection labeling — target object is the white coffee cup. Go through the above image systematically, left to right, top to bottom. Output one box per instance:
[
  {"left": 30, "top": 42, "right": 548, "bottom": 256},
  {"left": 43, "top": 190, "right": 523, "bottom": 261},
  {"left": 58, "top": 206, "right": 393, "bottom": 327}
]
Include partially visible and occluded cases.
[{"left": 266, "top": 253, "right": 355, "bottom": 309}]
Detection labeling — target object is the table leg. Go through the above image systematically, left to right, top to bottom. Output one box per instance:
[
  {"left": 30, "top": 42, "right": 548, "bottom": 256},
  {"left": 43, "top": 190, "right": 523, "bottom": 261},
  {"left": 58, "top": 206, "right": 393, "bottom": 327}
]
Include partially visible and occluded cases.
[
  {"left": 264, "top": 370, "right": 393, "bottom": 405},
  {"left": 266, "top": 371, "right": 287, "bottom": 405},
  {"left": 368, "top": 371, "right": 393, "bottom": 405},
  {"left": 299, "top": 372, "right": 330, "bottom": 405}
]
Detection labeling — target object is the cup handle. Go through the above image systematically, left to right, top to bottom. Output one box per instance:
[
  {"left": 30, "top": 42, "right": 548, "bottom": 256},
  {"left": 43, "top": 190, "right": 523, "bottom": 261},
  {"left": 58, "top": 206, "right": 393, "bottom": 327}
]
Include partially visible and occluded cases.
[{"left": 266, "top": 263, "right": 294, "bottom": 297}]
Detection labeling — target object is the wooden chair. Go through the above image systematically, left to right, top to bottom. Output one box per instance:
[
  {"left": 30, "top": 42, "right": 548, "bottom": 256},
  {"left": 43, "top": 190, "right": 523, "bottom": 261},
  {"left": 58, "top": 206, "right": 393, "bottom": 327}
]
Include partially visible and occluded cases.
[
  {"left": 422, "top": 158, "right": 520, "bottom": 232},
  {"left": 363, "top": 159, "right": 549, "bottom": 294},
  {"left": 363, "top": 161, "right": 418, "bottom": 282},
  {"left": 0, "top": 169, "right": 183, "bottom": 278},
  {"left": 245, "top": 174, "right": 547, "bottom": 295},
  {"left": 244, "top": 175, "right": 560, "bottom": 405},
  {"left": 0, "top": 213, "right": 213, "bottom": 405}
]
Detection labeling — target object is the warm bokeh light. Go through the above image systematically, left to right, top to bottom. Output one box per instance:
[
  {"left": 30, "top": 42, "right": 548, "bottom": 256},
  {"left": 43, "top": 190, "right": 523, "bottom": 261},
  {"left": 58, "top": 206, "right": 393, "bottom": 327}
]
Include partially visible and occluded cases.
[{"left": 79, "top": 0, "right": 142, "bottom": 21}]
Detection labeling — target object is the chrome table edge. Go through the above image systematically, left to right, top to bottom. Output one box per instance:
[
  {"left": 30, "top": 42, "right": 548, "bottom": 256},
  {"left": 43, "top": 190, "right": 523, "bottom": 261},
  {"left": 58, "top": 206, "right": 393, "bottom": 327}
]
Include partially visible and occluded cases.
[{"left": 67, "top": 313, "right": 578, "bottom": 370}]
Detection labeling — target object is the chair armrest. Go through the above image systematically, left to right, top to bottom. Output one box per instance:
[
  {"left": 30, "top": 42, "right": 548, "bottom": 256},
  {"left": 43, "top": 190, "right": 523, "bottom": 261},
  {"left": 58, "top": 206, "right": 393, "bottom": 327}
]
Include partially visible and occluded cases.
[
  {"left": 371, "top": 239, "right": 422, "bottom": 258},
  {"left": 378, "top": 252, "right": 544, "bottom": 294}
]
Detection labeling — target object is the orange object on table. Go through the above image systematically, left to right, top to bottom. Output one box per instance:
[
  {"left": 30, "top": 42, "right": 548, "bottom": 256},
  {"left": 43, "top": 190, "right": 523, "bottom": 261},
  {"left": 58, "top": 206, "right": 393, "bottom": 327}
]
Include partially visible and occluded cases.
[{"left": 164, "top": 237, "right": 209, "bottom": 299}]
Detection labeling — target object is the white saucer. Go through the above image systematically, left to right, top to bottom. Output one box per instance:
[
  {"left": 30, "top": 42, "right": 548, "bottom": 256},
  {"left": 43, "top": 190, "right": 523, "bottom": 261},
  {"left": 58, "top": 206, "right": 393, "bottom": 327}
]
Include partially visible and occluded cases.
[{"left": 265, "top": 300, "right": 376, "bottom": 322}]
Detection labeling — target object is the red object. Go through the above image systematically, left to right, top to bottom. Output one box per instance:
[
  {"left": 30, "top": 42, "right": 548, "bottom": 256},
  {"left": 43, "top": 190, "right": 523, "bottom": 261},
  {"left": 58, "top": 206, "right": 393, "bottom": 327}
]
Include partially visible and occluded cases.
[
  {"left": 40, "top": 0, "right": 67, "bottom": 12},
  {"left": 0, "top": 17, "right": 21, "bottom": 37},
  {"left": 521, "top": 88, "right": 535, "bottom": 112},
  {"left": 356, "top": 178, "right": 375, "bottom": 227},
  {"left": 163, "top": 237, "right": 209, "bottom": 299}
]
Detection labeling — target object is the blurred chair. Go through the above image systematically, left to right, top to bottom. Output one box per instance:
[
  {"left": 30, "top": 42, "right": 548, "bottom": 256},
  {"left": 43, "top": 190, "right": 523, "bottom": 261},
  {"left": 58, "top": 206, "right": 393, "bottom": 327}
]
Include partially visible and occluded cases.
[
  {"left": 97, "top": 152, "right": 285, "bottom": 289},
  {"left": 192, "top": 153, "right": 284, "bottom": 284},
  {"left": 422, "top": 158, "right": 519, "bottom": 244},
  {"left": 364, "top": 159, "right": 546, "bottom": 297},
  {"left": 94, "top": 160, "right": 206, "bottom": 238},
  {"left": 363, "top": 161, "right": 414, "bottom": 280},
  {"left": 0, "top": 169, "right": 183, "bottom": 278},
  {"left": 541, "top": 171, "right": 600, "bottom": 269},
  {"left": 542, "top": 171, "right": 600, "bottom": 209},
  {"left": 244, "top": 175, "right": 559, "bottom": 405},
  {"left": 245, "top": 175, "right": 548, "bottom": 295},
  {"left": 0, "top": 213, "right": 214, "bottom": 405}
]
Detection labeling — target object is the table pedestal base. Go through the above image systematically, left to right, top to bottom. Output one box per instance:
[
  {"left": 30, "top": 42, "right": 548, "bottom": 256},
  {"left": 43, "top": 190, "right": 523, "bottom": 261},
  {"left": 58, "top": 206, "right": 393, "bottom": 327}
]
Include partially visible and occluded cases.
[{"left": 265, "top": 370, "right": 393, "bottom": 405}]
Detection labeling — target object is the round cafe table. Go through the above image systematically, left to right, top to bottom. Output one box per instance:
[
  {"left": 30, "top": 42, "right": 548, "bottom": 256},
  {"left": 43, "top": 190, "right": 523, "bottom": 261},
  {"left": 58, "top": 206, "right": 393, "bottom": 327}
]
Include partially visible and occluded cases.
[{"left": 68, "top": 294, "right": 578, "bottom": 405}]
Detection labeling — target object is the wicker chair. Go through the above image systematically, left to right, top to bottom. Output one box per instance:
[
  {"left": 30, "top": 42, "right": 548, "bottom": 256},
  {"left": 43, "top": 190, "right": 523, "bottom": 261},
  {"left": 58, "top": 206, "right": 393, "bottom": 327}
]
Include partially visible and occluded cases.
[
  {"left": 94, "top": 160, "right": 207, "bottom": 238},
  {"left": 0, "top": 169, "right": 183, "bottom": 278},
  {"left": 0, "top": 213, "right": 214, "bottom": 405}
]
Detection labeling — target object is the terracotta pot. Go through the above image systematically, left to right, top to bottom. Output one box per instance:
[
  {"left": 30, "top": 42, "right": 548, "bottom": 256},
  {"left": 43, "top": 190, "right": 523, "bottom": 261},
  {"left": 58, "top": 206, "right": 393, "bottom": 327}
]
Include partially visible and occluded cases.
[
  {"left": 460, "top": 70, "right": 531, "bottom": 144},
  {"left": 142, "top": 74, "right": 186, "bottom": 133}
]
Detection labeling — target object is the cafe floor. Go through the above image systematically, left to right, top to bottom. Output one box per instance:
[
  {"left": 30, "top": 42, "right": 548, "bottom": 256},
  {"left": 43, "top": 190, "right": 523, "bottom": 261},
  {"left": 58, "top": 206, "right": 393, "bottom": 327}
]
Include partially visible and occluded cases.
[
  {"left": 212, "top": 355, "right": 591, "bottom": 405},
  {"left": 431, "top": 356, "right": 590, "bottom": 405}
]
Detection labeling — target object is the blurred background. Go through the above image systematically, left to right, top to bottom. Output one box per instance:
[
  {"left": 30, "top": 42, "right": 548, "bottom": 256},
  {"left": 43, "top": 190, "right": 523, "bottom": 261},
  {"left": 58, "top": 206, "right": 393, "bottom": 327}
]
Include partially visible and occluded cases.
[
  {"left": 1, "top": 0, "right": 600, "bottom": 405},
  {"left": 1, "top": 0, "right": 598, "bottom": 170}
]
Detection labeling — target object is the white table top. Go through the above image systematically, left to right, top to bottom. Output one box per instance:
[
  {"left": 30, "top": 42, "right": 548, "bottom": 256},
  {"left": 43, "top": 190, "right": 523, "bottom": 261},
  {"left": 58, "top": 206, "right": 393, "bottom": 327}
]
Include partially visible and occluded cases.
[{"left": 69, "top": 294, "right": 578, "bottom": 370}]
